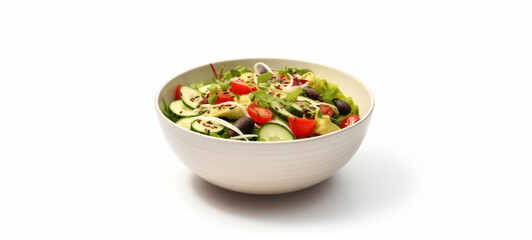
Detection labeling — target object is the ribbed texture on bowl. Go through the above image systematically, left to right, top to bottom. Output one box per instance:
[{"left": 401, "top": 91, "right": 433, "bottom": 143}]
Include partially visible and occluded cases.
[
  {"left": 156, "top": 58, "right": 374, "bottom": 194},
  {"left": 157, "top": 113, "right": 372, "bottom": 194}
]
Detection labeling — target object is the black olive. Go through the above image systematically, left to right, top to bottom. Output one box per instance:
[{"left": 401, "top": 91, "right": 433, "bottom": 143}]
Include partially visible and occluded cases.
[
  {"left": 256, "top": 64, "right": 267, "bottom": 74},
  {"left": 304, "top": 88, "right": 322, "bottom": 101},
  {"left": 333, "top": 98, "right": 351, "bottom": 115},
  {"left": 228, "top": 117, "right": 255, "bottom": 137}
]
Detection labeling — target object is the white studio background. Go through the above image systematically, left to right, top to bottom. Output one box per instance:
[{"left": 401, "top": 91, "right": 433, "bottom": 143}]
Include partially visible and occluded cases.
[{"left": 1, "top": 0, "right": 531, "bottom": 239}]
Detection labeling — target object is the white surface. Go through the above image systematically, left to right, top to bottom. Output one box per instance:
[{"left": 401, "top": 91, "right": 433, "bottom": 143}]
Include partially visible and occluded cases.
[{"left": 1, "top": 0, "right": 531, "bottom": 239}]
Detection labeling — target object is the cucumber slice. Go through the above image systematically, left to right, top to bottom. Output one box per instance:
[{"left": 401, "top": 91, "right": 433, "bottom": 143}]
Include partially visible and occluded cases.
[
  {"left": 180, "top": 86, "right": 203, "bottom": 109},
  {"left": 288, "top": 96, "right": 320, "bottom": 117},
  {"left": 169, "top": 100, "right": 199, "bottom": 117},
  {"left": 270, "top": 101, "right": 297, "bottom": 120},
  {"left": 285, "top": 105, "right": 303, "bottom": 117},
  {"left": 176, "top": 117, "right": 197, "bottom": 129},
  {"left": 191, "top": 119, "right": 225, "bottom": 135},
  {"left": 258, "top": 123, "right": 295, "bottom": 141}
]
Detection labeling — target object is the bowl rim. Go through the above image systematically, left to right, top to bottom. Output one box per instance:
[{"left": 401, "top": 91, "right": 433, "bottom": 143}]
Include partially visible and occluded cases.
[{"left": 155, "top": 57, "right": 375, "bottom": 145}]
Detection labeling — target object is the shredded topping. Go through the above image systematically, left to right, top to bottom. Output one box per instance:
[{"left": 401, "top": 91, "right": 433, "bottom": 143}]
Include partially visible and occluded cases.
[
  {"left": 161, "top": 61, "right": 358, "bottom": 141},
  {"left": 281, "top": 73, "right": 294, "bottom": 91},
  {"left": 200, "top": 101, "right": 250, "bottom": 118},
  {"left": 193, "top": 116, "right": 249, "bottom": 141},
  {"left": 229, "top": 134, "right": 258, "bottom": 140}
]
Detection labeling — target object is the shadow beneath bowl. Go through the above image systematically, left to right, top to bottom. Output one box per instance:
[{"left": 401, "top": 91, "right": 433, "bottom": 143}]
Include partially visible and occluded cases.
[
  {"left": 189, "top": 146, "right": 413, "bottom": 223},
  {"left": 190, "top": 174, "right": 338, "bottom": 221}
]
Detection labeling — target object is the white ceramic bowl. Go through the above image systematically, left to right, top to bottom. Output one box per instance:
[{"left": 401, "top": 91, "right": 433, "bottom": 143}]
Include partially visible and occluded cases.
[{"left": 155, "top": 58, "right": 374, "bottom": 194}]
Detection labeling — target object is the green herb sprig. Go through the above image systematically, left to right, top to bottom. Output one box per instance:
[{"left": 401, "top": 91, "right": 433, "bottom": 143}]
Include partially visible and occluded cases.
[
  {"left": 277, "top": 67, "right": 313, "bottom": 76},
  {"left": 257, "top": 72, "right": 272, "bottom": 83},
  {"left": 284, "top": 87, "right": 302, "bottom": 102},
  {"left": 161, "top": 97, "right": 179, "bottom": 122}
]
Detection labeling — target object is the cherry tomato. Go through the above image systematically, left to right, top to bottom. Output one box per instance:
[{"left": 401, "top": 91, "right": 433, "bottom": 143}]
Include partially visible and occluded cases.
[
  {"left": 231, "top": 80, "right": 257, "bottom": 95},
  {"left": 175, "top": 84, "right": 182, "bottom": 100},
  {"left": 214, "top": 93, "right": 234, "bottom": 104},
  {"left": 247, "top": 103, "right": 273, "bottom": 124},
  {"left": 320, "top": 105, "right": 334, "bottom": 117},
  {"left": 340, "top": 115, "right": 361, "bottom": 128},
  {"left": 288, "top": 117, "right": 316, "bottom": 138}
]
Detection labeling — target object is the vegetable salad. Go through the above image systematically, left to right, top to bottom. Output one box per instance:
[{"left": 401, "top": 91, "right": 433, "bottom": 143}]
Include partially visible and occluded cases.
[{"left": 161, "top": 62, "right": 361, "bottom": 141}]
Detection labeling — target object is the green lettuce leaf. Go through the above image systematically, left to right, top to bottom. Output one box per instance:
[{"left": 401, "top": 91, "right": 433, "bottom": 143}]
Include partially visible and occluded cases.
[{"left": 309, "top": 77, "right": 359, "bottom": 116}]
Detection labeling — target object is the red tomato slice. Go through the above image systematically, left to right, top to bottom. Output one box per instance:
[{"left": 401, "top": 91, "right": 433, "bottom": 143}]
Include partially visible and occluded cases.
[
  {"left": 231, "top": 80, "right": 257, "bottom": 95},
  {"left": 175, "top": 84, "right": 182, "bottom": 100},
  {"left": 214, "top": 93, "right": 234, "bottom": 104},
  {"left": 247, "top": 103, "right": 273, "bottom": 124},
  {"left": 320, "top": 105, "right": 334, "bottom": 117},
  {"left": 340, "top": 115, "right": 361, "bottom": 128},
  {"left": 288, "top": 117, "right": 316, "bottom": 138}
]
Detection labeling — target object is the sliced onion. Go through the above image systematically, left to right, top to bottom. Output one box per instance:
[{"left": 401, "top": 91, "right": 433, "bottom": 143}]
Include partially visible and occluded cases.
[
  {"left": 253, "top": 62, "right": 275, "bottom": 84},
  {"left": 281, "top": 73, "right": 294, "bottom": 91},
  {"left": 282, "top": 80, "right": 309, "bottom": 93},
  {"left": 282, "top": 86, "right": 299, "bottom": 93},
  {"left": 200, "top": 101, "right": 250, "bottom": 118},
  {"left": 192, "top": 116, "right": 249, "bottom": 141},
  {"left": 229, "top": 134, "right": 258, "bottom": 140}
]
